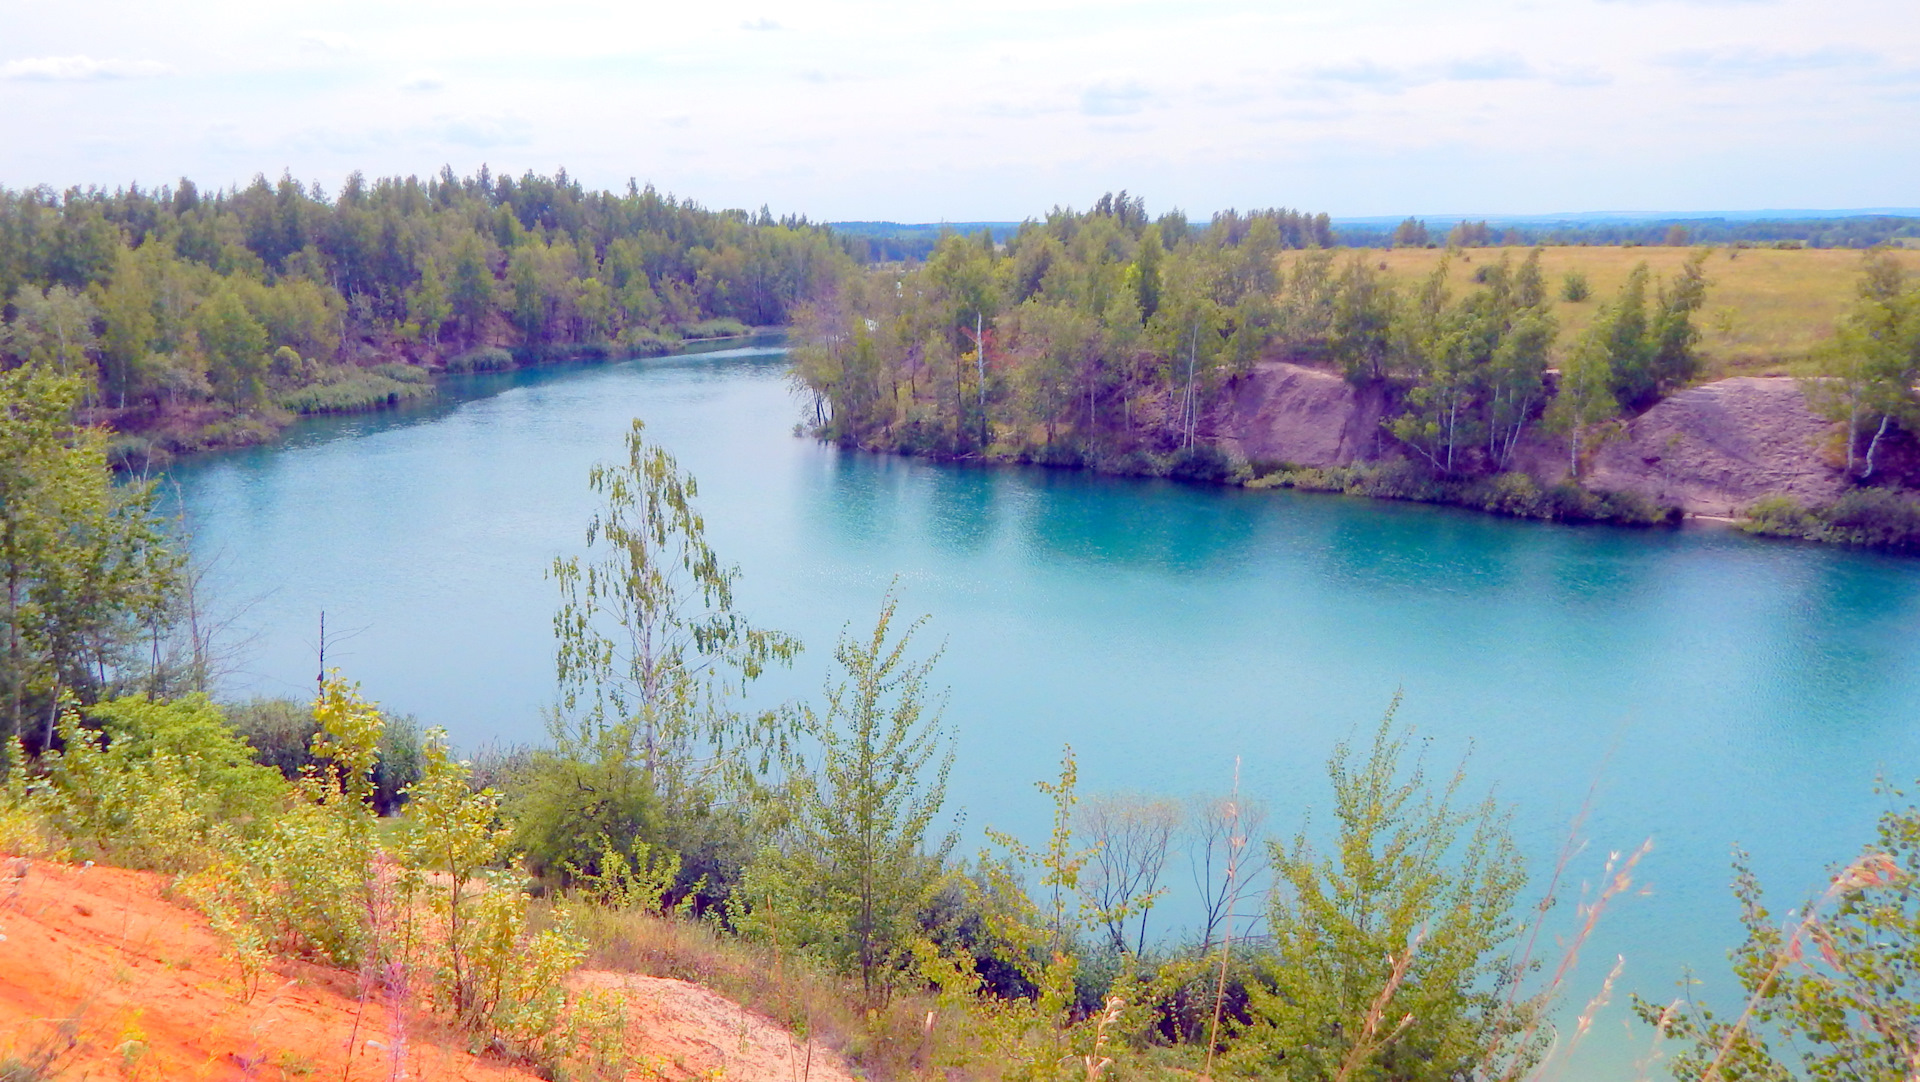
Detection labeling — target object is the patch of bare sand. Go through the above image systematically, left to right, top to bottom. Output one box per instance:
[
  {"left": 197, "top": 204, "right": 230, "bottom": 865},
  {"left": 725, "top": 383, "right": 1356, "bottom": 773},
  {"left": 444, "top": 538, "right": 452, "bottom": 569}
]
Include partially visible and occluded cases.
[
  {"left": 1212, "top": 360, "right": 1388, "bottom": 469},
  {"left": 1585, "top": 376, "right": 1847, "bottom": 516},
  {"left": 0, "top": 856, "right": 535, "bottom": 1081},
  {"left": 571, "top": 970, "right": 860, "bottom": 1082}
]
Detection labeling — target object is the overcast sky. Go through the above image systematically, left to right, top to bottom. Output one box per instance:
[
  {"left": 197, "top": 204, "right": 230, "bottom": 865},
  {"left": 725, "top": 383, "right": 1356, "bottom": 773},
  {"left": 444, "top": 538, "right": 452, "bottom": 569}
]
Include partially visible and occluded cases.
[{"left": 2, "top": 0, "right": 1914, "bottom": 221}]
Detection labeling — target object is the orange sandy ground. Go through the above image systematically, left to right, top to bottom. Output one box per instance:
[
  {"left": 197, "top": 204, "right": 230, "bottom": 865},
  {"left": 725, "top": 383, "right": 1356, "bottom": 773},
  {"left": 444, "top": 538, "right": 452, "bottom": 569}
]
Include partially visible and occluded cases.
[
  {"left": 0, "top": 857, "right": 861, "bottom": 1082},
  {"left": 0, "top": 857, "right": 538, "bottom": 1081}
]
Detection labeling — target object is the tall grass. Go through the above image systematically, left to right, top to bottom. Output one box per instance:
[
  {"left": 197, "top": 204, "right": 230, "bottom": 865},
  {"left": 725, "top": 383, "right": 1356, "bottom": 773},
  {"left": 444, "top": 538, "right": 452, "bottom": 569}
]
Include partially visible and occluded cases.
[{"left": 1293, "top": 246, "right": 1920, "bottom": 378}]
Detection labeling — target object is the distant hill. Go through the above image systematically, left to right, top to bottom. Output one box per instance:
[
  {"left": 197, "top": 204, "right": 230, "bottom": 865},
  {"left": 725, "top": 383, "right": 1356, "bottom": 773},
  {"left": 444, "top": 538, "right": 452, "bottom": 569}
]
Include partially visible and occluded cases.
[
  {"left": 832, "top": 210, "right": 1920, "bottom": 262},
  {"left": 1331, "top": 211, "right": 1920, "bottom": 249},
  {"left": 827, "top": 221, "right": 1020, "bottom": 261}
]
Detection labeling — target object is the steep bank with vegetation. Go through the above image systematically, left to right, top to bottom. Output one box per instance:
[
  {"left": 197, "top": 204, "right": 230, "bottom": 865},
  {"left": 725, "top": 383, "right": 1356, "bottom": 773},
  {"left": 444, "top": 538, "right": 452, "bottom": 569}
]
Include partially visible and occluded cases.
[
  {"left": 0, "top": 168, "right": 857, "bottom": 464},
  {"left": 793, "top": 198, "right": 1920, "bottom": 549}
]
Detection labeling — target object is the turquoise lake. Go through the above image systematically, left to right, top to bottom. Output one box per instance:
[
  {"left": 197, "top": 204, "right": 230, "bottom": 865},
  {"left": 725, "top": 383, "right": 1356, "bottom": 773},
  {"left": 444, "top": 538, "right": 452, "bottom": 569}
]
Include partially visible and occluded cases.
[{"left": 168, "top": 342, "right": 1920, "bottom": 1076}]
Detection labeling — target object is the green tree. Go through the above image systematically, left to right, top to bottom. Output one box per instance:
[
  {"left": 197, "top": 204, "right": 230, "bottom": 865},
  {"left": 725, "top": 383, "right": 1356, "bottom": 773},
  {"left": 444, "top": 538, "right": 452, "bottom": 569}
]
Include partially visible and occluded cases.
[
  {"left": 1131, "top": 225, "right": 1165, "bottom": 321},
  {"left": 448, "top": 233, "right": 496, "bottom": 341},
  {"left": 93, "top": 248, "right": 158, "bottom": 407},
  {"left": 1808, "top": 252, "right": 1919, "bottom": 479},
  {"left": 409, "top": 255, "right": 452, "bottom": 348},
  {"left": 1330, "top": 258, "right": 1398, "bottom": 384},
  {"left": 4, "top": 285, "right": 102, "bottom": 387},
  {"left": 193, "top": 286, "right": 269, "bottom": 406},
  {"left": 1546, "top": 311, "right": 1623, "bottom": 477},
  {"left": 0, "top": 365, "right": 178, "bottom": 746},
  {"left": 534, "top": 419, "right": 799, "bottom": 883},
  {"left": 744, "top": 593, "right": 956, "bottom": 1005},
  {"left": 1235, "top": 700, "right": 1539, "bottom": 1081}
]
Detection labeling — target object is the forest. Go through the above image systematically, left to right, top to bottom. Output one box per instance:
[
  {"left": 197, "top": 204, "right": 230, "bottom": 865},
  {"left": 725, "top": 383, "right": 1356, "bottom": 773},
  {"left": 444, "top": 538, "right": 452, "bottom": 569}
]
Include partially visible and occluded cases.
[
  {"left": 0, "top": 168, "right": 859, "bottom": 462},
  {"left": 793, "top": 197, "right": 1705, "bottom": 505},
  {"left": 793, "top": 197, "right": 1920, "bottom": 540},
  {"left": 4, "top": 355, "right": 1919, "bottom": 1078}
]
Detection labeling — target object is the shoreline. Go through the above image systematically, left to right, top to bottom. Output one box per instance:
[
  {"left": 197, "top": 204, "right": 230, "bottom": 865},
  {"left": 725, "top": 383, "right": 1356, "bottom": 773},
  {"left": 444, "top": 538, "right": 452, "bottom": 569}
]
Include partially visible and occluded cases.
[{"left": 105, "top": 330, "right": 785, "bottom": 470}]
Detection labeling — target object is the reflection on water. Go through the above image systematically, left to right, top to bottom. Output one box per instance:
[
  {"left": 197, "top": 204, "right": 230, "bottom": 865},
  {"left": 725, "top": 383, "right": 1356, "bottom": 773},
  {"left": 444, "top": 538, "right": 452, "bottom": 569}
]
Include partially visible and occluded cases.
[{"left": 166, "top": 347, "right": 1920, "bottom": 1081}]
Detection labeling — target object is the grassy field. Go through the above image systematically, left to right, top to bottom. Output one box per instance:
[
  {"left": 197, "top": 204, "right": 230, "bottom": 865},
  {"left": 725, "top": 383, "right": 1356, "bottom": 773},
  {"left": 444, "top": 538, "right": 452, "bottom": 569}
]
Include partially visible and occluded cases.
[{"left": 1291, "top": 245, "right": 1920, "bottom": 378}]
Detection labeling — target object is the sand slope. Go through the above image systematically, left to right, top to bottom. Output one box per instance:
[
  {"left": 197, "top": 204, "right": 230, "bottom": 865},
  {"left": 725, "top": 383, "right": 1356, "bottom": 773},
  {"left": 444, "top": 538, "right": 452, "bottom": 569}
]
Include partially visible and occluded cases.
[{"left": 0, "top": 857, "right": 855, "bottom": 1082}]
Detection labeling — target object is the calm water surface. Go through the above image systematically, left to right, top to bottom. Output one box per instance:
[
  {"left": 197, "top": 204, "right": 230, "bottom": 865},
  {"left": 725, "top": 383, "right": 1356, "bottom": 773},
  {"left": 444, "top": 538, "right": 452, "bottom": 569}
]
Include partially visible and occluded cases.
[{"left": 169, "top": 344, "right": 1920, "bottom": 1077}]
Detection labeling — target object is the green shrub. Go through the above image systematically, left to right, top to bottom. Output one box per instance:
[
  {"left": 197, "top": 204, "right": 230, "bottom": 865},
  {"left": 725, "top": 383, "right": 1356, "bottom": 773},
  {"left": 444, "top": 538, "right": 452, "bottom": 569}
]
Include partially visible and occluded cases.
[
  {"left": 1560, "top": 270, "right": 1591, "bottom": 302},
  {"left": 680, "top": 317, "right": 751, "bottom": 338},
  {"left": 620, "top": 326, "right": 682, "bottom": 356},
  {"left": 445, "top": 346, "right": 515, "bottom": 373},
  {"left": 370, "top": 362, "right": 431, "bottom": 384},
  {"left": 278, "top": 368, "right": 434, "bottom": 414},
  {"left": 1167, "top": 444, "right": 1234, "bottom": 483},
  {"left": 1739, "top": 488, "right": 1920, "bottom": 550},
  {"left": 1823, "top": 488, "right": 1920, "bottom": 548},
  {"left": 1738, "top": 495, "right": 1820, "bottom": 539},
  {"left": 224, "top": 696, "right": 423, "bottom": 815},
  {"left": 502, "top": 744, "right": 660, "bottom": 886},
  {"left": 1633, "top": 780, "right": 1920, "bottom": 1078}
]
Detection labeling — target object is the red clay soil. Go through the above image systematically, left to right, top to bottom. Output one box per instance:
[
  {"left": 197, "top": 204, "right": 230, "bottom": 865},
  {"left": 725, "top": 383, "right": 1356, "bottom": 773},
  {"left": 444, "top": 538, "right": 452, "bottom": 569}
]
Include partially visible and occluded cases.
[
  {"left": 0, "top": 856, "right": 858, "bottom": 1082},
  {"left": 0, "top": 856, "right": 537, "bottom": 1081}
]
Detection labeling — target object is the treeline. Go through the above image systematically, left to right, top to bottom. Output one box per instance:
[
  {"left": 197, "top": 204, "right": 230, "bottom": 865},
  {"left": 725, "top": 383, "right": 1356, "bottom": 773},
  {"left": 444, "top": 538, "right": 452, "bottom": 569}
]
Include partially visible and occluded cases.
[
  {"left": 0, "top": 167, "right": 858, "bottom": 458},
  {"left": 793, "top": 193, "right": 1710, "bottom": 510},
  {"left": 792, "top": 194, "right": 1337, "bottom": 475},
  {"left": 1337, "top": 215, "right": 1920, "bottom": 250}
]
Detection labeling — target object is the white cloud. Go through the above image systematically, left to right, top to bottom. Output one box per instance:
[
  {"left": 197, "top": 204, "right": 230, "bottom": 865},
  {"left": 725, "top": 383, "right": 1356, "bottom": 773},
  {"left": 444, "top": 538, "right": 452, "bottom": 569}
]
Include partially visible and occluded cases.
[
  {"left": 740, "top": 17, "right": 783, "bottom": 31},
  {"left": 301, "top": 31, "right": 357, "bottom": 53},
  {"left": 2, "top": 55, "right": 174, "bottom": 81},
  {"left": 401, "top": 70, "right": 446, "bottom": 92},
  {"left": 1081, "top": 80, "right": 1151, "bottom": 116}
]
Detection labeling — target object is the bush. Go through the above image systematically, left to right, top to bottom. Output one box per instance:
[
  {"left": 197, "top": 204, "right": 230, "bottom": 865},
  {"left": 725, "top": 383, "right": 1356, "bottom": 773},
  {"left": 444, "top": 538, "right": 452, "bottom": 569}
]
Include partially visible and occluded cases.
[
  {"left": 1560, "top": 270, "right": 1591, "bottom": 302},
  {"left": 680, "top": 317, "right": 751, "bottom": 339},
  {"left": 620, "top": 326, "right": 682, "bottom": 356},
  {"left": 444, "top": 346, "right": 515, "bottom": 373},
  {"left": 278, "top": 367, "right": 435, "bottom": 414},
  {"left": 1166, "top": 444, "right": 1234, "bottom": 483},
  {"left": 1823, "top": 487, "right": 1920, "bottom": 548},
  {"left": 1739, "top": 488, "right": 1920, "bottom": 550},
  {"left": 1738, "top": 495, "right": 1820, "bottom": 540},
  {"left": 224, "top": 695, "right": 424, "bottom": 815},
  {"left": 1634, "top": 780, "right": 1920, "bottom": 1078}
]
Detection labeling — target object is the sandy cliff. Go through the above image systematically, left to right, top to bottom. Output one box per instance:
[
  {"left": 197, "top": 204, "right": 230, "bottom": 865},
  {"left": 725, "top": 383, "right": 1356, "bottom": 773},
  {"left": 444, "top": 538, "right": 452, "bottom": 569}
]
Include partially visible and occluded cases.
[
  {"left": 1212, "top": 361, "right": 1389, "bottom": 469},
  {"left": 1216, "top": 364, "right": 1849, "bottom": 517},
  {"left": 0, "top": 856, "right": 855, "bottom": 1082}
]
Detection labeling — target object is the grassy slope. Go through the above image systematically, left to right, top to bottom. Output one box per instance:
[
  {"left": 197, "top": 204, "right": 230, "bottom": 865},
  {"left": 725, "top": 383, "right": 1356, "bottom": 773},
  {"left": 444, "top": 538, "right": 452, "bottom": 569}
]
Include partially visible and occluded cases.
[{"left": 1294, "top": 245, "right": 1920, "bottom": 379}]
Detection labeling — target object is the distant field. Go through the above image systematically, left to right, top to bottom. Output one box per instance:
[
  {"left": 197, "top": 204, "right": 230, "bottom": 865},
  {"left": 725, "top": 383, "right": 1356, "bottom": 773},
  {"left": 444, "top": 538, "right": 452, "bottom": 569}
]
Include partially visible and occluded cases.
[{"left": 1291, "top": 246, "right": 1920, "bottom": 378}]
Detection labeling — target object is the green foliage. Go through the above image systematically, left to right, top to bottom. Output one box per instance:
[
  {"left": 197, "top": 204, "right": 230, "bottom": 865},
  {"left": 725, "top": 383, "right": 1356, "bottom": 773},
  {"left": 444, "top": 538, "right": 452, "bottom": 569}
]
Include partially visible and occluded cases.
[
  {"left": 0, "top": 170, "right": 857, "bottom": 453},
  {"left": 796, "top": 198, "right": 1329, "bottom": 462},
  {"left": 1805, "top": 252, "right": 1920, "bottom": 479},
  {"left": 1560, "top": 270, "right": 1590, "bottom": 303},
  {"left": 193, "top": 286, "right": 270, "bottom": 406},
  {"left": 681, "top": 317, "right": 751, "bottom": 338},
  {"left": 444, "top": 346, "right": 516, "bottom": 373},
  {"left": 0, "top": 363, "right": 181, "bottom": 747},
  {"left": 277, "top": 365, "right": 435, "bottom": 414},
  {"left": 522, "top": 418, "right": 797, "bottom": 901},
  {"left": 548, "top": 418, "right": 800, "bottom": 805},
  {"left": 1248, "top": 462, "right": 1675, "bottom": 525},
  {"left": 1740, "top": 488, "right": 1920, "bottom": 550},
  {"left": 742, "top": 594, "right": 956, "bottom": 1005},
  {"left": 1234, "top": 700, "right": 1540, "bottom": 1081},
  {"left": 29, "top": 703, "right": 268, "bottom": 871},
  {"left": 1634, "top": 783, "right": 1920, "bottom": 1081}
]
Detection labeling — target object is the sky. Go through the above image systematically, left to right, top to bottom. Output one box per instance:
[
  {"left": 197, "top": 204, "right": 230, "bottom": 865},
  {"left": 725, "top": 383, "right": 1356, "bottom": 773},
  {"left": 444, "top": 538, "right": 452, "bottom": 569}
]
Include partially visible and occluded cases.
[{"left": 1, "top": 0, "right": 1915, "bottom": 222}]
